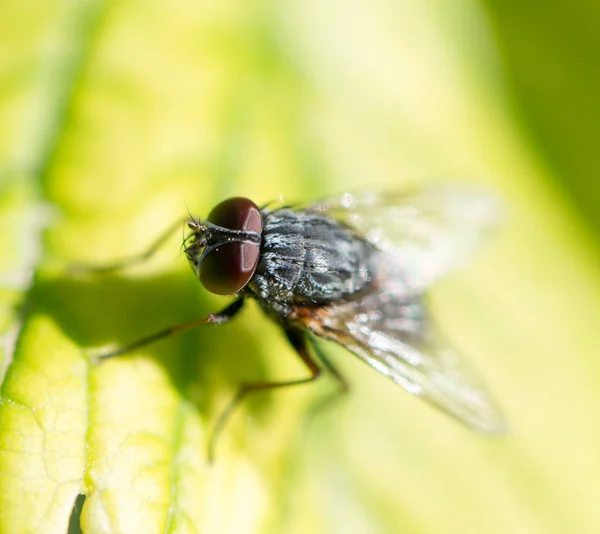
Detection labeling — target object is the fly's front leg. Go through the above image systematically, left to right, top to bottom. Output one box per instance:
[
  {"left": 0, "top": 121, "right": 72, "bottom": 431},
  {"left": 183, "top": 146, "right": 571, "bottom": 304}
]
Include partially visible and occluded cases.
[
  {"left": 69, "top": 217, "right": 188, "bottom": 275},
  {"left": 96, "top": 298, "right": 245, "bottom": 360},
  {"left": 207, "top": 327, "right": 321, "bottom": 462}
]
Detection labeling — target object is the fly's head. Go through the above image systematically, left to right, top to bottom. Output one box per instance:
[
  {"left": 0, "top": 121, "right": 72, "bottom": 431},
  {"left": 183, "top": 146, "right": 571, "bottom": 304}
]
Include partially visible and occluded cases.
[{"left": 184, "top": 197, "right": 263, "bottom": 296}]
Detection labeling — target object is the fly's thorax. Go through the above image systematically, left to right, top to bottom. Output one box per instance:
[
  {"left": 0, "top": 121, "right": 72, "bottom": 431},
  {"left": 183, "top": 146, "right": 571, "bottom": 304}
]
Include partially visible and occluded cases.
[{"left": 247, "top": 208, "right": 378, "bottom": 316}]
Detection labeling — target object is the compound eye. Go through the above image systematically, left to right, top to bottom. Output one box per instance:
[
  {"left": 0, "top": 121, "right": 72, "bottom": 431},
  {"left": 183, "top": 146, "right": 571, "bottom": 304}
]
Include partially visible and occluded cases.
[
  {"left": 200, "top": 197, "right": 262, "bottom": 295},
  {"left": 206, "top": 197, "right": 263, "bottom": 233}
]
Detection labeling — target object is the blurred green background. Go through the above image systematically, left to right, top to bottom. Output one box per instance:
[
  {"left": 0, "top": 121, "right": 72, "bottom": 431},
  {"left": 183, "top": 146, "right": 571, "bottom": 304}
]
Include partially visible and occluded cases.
[{"left": 1, "top": 1, "right": 600, "bottom": 533}]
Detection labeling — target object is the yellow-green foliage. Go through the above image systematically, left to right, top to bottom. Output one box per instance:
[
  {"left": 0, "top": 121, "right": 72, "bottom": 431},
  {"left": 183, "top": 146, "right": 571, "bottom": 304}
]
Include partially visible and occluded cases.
[{"left": 1, "top": 1, "right": 600, "bottom": 533}]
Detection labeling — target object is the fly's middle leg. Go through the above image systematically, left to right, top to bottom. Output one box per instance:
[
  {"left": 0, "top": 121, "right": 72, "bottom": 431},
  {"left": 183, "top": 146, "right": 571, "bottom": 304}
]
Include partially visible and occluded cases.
[{"left": 207, "top": 327, "right": 322, "bottom": 462}]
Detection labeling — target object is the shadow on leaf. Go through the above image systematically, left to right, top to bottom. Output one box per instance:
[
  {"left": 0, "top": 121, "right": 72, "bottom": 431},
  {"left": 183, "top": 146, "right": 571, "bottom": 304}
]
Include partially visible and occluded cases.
[{"left": 27, "top": 269, "right": 277, "bottom": 426}]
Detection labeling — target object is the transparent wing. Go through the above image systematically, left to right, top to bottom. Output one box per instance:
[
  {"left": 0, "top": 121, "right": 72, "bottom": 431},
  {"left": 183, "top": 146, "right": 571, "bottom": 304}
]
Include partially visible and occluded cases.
[
  {"left": 295, "top": 185, "right": 502, "bottom": 292},
  {"left": 297, "top": 284, "right": 506, "bottom": 433}
]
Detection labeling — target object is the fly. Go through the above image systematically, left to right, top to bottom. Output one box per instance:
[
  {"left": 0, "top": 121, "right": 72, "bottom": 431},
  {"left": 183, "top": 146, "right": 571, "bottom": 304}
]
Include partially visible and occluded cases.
[{"left": 78, "top": 186, "right": 506, "bottom": 460}]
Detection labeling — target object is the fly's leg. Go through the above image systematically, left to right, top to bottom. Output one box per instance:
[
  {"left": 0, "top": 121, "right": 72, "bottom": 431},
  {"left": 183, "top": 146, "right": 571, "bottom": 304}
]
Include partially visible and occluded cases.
[
  {"left": 69, "top": 217, "right": 188, "bottom": 275},
  {"left": 96, "top": 298, "right": 244, "bottom": 360},
  {"left": 207, "top": 328, "right": 321, "bottom": 463},
  {"left": 303, "top": 336, "right": 349, "bottom": 421},
  {"left": 307, "top": 336, "right": 349, "bottom": 393}
]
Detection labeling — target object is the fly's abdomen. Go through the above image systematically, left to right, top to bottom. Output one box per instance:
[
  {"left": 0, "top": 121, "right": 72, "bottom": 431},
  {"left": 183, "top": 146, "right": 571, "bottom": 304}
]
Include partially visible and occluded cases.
[{"left": 249, "top": 209, "right": 376, "bottom": 315}]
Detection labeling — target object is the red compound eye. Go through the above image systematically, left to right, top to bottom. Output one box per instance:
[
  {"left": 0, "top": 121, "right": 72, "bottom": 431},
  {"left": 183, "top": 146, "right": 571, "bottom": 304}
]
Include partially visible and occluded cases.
[{"left": 200, "top": 197, "right": 262, "bottom": 295}]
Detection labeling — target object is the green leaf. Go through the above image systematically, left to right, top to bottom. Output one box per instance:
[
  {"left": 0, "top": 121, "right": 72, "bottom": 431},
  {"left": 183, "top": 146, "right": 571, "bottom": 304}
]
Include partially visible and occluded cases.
[
  {"left": 2, "top": 1, "right": 600, "bottom": 533},
  {"left": 0, "top": 314, "right": 87, "bottom": 532}
]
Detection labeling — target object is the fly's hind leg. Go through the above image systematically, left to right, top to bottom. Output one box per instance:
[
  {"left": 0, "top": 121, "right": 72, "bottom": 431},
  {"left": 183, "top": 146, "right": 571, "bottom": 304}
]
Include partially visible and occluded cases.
[
  {"left": 68, "top": 217, "right": 188, "bottom": 275},
  {"left": 207, "top": 327, "right": 322, "bottom": 463}
]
